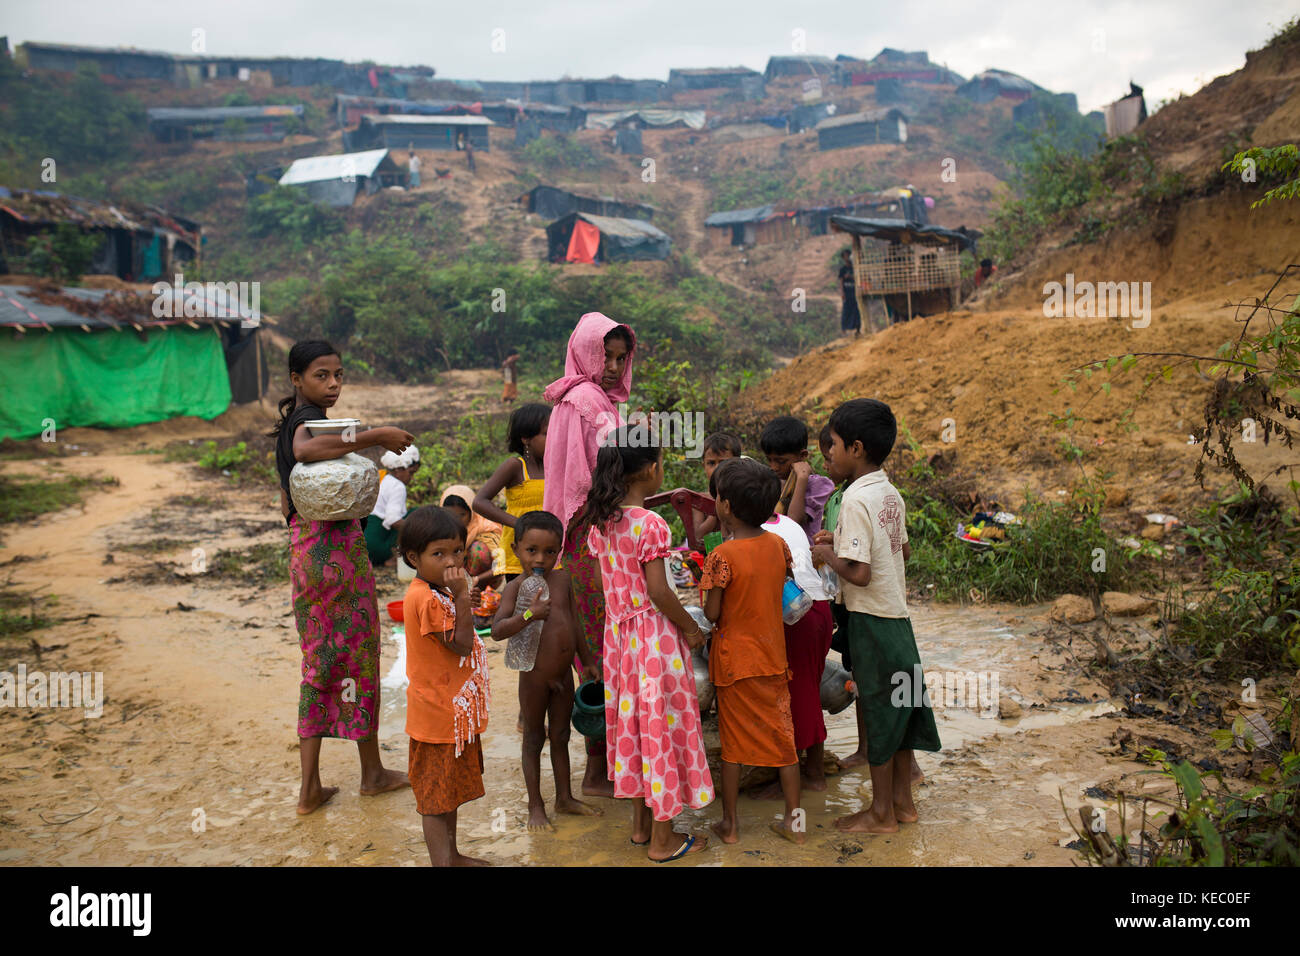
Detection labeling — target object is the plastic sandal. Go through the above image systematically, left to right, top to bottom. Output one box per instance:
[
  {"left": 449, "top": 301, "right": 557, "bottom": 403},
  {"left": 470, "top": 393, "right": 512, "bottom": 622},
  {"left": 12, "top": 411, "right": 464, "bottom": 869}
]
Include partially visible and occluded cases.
[{"left": 652, "top": 834, "right": 698, "bottom": 863}]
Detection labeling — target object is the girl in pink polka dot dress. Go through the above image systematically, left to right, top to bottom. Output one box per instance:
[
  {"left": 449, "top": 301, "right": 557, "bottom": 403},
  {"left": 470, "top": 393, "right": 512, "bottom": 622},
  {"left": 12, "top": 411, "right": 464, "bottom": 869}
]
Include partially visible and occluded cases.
[{"left": 571, "top": 429, "right": 714, "bottom": 862}]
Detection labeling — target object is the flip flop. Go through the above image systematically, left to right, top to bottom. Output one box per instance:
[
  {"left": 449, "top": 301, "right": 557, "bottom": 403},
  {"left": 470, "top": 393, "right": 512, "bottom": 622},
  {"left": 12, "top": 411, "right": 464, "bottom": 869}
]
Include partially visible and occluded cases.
[{"left": 651, "top": 833, "right": 700, "bottom": 863}]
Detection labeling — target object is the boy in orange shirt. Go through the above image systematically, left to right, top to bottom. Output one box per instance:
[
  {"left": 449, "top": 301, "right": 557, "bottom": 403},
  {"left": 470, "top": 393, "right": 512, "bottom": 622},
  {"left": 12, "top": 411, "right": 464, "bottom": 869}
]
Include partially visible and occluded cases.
[
  {"left": 700, "top": 457, "right": 803, "bottom": 845},
  {"left": 401, "top": 506, "right": 491, "bottom": 867}
]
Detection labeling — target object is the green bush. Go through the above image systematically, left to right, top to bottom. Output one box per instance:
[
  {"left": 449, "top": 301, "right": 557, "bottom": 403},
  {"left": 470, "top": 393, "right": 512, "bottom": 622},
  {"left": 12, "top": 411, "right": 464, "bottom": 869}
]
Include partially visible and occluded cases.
[
  {"left": 0, "top": 60, "right": 144, "bottom": 171},
  {"left": 519, "top": 134, "right": 607, "bottom": 174},
  {"left": 983, "top": 134, "right": 1184, "bottom": 262},
  {"left": 1223, "top": 144, "right": 1300, "bottom": 208},
  {"left": 115, "top": 162, "right": 231, "bottom": 216},
  {"left": 709, "top": 163, "right": 799, "bottom": 210},
  {"left": 245, "top": 187, "right": 344, "bottom": 251},
  {"left": 23, "top": 224, "right": 103, "bottom": 282},
  {"left": 276, "top": 231, "right": 800, "bottom": 381},
  {"left": 407, "top": 405, "right": 510, "bottom": 503},
  {"left": 182, "top": 440, "right": 275, "bottom": 485},
  {"left": 197, "top": 440, "right": 250, "bottom": 471},
  {"left": 897, "top": 443, "right": 1137, "bottom": 603},
  {"left": 1158, "top": 493, "right": 1300, "bottom": 678},
  {"left": 1075, "top": 748, "right": 1300, "bottom": 866}
]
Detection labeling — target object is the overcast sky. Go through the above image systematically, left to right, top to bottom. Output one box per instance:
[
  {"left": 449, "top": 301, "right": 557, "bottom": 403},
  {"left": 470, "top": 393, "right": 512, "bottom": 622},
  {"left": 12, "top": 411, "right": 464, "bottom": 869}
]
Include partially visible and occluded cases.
[{"left": 4, "top": 0, "right": 1294, "bottom": 112}]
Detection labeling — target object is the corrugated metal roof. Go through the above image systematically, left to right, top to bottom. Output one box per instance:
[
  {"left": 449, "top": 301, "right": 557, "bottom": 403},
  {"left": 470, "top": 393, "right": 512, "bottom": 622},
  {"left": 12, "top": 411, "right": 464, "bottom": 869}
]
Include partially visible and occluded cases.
[
  {"left": 24, "top": 41, "right": 177, "bottom": 58},
  {"left": 767, "top": 55, "right": 837, "bottom": 64},
  {"left": 669, "top": 66, "right": 759, "bottom": 76},
  {"left": 147, "top": 105, "right": 304, "bottom": 122},
  {"left": 815, "top": 109, "right": 906, "bottom": 130},
  {"left": 361, "top": 113, "right": 493, "bottom": 126},
  {"left": 278, "top": 149, "right": 393, "bottom": 185},
  {"left": 0, "top": 188, "right": 201, "bottom": 244},
  {"left": 704, "top": 205, "right": 774, "bottom": 226},
  {"left": 575, "top": 213, "right": 669, "bottom": 240},
  {"left": 829, "top": 216, "right": 978, "bottom": 250},
  {"left": 0, "top": 284, "right": 251, "bottom": 331}
]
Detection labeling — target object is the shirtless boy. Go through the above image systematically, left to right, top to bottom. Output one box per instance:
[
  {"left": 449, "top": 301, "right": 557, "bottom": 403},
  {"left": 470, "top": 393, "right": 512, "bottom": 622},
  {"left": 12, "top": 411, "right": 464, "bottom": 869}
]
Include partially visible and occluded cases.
[{"left": 491, "top": 510, "right": 603, "bottom": 830}]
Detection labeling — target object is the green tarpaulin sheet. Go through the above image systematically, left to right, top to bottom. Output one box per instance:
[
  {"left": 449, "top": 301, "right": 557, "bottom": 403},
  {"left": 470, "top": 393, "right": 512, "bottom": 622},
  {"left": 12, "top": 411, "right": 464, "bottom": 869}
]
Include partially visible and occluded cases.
[{"left": 0, "top": 325, "right": 232, "bottom": 440}]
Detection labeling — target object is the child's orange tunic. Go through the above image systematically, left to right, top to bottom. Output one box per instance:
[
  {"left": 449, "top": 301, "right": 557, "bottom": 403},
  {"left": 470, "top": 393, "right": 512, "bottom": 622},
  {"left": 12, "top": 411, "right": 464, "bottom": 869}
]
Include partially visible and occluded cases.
[{"left": 700, "top": 533, "right": 798, "bottom": 767}]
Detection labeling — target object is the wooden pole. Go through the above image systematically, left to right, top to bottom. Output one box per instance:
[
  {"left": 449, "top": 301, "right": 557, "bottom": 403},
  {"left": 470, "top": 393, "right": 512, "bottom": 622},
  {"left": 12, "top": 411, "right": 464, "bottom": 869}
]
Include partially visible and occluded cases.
[{"left": 852, "top": 235, "right": 871, "bottom": 333}]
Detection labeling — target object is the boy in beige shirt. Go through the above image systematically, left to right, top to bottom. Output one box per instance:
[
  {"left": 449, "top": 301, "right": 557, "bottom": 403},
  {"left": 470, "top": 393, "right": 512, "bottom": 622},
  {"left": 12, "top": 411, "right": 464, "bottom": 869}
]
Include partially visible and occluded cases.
[{"left": 811, "top": 398, "right": 941, "bottom": 834}]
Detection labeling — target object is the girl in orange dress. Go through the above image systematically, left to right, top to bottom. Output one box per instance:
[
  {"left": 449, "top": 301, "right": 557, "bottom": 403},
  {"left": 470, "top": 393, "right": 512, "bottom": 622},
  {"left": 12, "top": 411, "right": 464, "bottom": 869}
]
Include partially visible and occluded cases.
[
  {"left": 700, "top": 457, "right": 804, "bottom": 845},
  {"left": 400, "top": 506, "right": 491, "bottom": 867}
]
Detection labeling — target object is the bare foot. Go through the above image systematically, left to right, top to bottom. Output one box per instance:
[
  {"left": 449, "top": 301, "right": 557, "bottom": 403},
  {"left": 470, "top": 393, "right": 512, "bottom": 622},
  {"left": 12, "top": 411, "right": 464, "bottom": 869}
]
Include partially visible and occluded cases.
[
  {"left": 837, "top": 750, "right": 870, "bottom": 770},
  {"left": 360, "top": 769, "right": 410, "bottom": 796},
  {"left": 802, "top": 774, "right": 828, "bottom": 792},
  {"left": 582, "top": 778, "right": 616, "bottom": 798},
  {"left": 748, "top": 779, "right": 784, "bottom": 801},
  {"left": 297, "top": 784, "right": 339, "bottom": 815},
  {"left": 893, "top": 790, "right": 919, "bottom": 823},
  {"left": 555, "top": 795, "right": 603, "bottom": 817},
  {"left": 527, "top": 804, "right": 555, "bottom": 832},
  {"left": 833, "top": 808, "right": 899, "bottom": 833},
  {"left": 710, "top": 819, "right": 739, "bottom": 844},
  {"left": 770, "top": 820, "right": 807, "bottom": 845},
  {"left": 648, "top": 832, "right": 709, "bottom": 862},
  {"left": 451, "top": 854, "right": 492, "bottom": 866}
]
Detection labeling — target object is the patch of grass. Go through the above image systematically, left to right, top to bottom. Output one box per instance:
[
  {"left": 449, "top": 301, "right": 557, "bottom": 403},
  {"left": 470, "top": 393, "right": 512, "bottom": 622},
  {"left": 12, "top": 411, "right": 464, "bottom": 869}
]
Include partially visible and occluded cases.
[
  {"left": 519, "top": 134, "right": 609, "bottom": 175},
  {"left": 407, "top": 401, "right": 511, "bottom": 504},
  {"left": 168, "top": 440, "right": 276, "bottom": 485},
  {"left": 896, "top": 440, "right": 1140, "bottom": 603},
  {"left": 163, "top": 441, "right": 205, "bottom": 463},
  {"left": 0, "top": 473, "right": 117, "bottom": 524},
  {"left": 1150, "top": 490, "right": 1300, "bottom": 681},
  {"left": 162, "top": 493, "right": 222, "bottom": 510},
  {"left": 115, "top": 538, "right": 198, "bottom": 555},
  {"left": 206, "top": 542, "right": 290, "bottom": 584},
  {"left": 0, "top": 584, "right": 58, "bottom": 637},
  {"left": 1070, "top": 745, "right": 1300, "bottom": 866}
]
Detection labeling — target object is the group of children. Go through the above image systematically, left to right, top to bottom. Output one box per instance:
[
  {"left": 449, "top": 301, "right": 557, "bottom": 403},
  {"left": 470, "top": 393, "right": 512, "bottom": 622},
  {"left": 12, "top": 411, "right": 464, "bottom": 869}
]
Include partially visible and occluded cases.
[{"left": 398, "top": 398, "right": 942, "bottom": 865}]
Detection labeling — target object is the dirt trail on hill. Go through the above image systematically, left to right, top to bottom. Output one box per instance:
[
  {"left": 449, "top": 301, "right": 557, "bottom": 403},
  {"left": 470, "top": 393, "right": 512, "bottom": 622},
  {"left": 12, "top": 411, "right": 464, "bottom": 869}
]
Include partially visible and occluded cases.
[{"left": 674, "top": 177, "right": 709, "bottom": 255}]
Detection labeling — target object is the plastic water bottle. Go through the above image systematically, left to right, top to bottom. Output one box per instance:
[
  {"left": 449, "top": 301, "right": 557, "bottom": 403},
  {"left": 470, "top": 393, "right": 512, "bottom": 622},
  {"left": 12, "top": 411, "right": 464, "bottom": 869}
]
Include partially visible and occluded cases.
[
  {"left": 818, "top": 564, "right": 840, "bottom": 602},
  {"left": 507, "top": 568, "right": 548, "bottom": 671},
  {"left": 782, "top": 578, "right": 813, "bottom": 625},
  {"left": 685, "top": 605, "right": 713, "bottom": 636}
]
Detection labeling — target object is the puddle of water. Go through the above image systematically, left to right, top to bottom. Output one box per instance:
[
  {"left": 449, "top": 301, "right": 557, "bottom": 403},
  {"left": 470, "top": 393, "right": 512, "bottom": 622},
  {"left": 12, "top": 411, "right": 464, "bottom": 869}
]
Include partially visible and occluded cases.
[{"left": 364, "top": 600, "right": 1120, "bottom": 866}]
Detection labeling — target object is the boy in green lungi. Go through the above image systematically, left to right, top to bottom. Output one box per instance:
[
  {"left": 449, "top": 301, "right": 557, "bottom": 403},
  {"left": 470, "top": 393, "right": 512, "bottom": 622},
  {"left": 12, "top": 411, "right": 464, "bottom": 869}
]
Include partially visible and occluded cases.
[{"left": 811, "top": 398, "right": 941, "bottom": 833}]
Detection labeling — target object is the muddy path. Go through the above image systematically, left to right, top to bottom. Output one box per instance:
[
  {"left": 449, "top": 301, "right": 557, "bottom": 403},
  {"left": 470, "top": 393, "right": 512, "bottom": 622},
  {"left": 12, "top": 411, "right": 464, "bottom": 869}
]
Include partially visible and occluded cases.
[{"left": 0, "top": 383, "right": 1207, "bottom": 867}]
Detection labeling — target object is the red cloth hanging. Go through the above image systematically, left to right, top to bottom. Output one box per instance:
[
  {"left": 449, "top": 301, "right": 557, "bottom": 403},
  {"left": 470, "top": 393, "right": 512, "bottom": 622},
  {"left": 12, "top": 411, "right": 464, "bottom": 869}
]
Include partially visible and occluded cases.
[{"left": 565, "top": 219, "right": 601, "bottom": 264}]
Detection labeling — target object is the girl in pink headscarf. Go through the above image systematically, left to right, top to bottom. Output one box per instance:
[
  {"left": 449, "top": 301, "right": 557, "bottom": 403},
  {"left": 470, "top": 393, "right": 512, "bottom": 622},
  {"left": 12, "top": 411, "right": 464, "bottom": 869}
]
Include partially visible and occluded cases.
[{"left": 543, "top": 311, "right": 635, "bottom": 799}]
